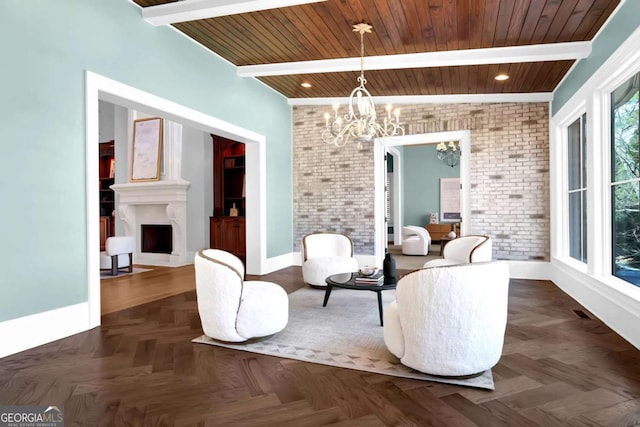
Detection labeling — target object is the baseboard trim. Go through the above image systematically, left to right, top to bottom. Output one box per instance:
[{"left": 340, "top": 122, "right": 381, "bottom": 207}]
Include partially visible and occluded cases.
[
  {"left": 263, "top": 252, "right": 298, "bottom": 274},
  {"left": 505, "top": 260, "right": 552, "bottom": 280},
  {"left": 0, "top": 303, "right": 91, "bottom": 359}
]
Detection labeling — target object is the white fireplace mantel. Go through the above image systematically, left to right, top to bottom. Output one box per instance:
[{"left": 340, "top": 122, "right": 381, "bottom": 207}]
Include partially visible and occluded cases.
[{"left": 111, "top": 179, "right": 190, "bottom": 267}]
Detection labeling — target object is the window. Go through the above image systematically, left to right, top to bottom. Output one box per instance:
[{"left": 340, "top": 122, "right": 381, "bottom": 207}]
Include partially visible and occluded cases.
[
  {"left": 611, "top": 72, "right": 640, "bottom": 286},
  {"left": 568, "top": 113, "right": 587, "bottom": 262}
]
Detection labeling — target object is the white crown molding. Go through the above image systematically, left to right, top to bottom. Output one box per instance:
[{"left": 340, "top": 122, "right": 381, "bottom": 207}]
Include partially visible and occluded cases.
[
  {"left": 143, "top": 0, "right": 327, "bottom": 26},
  {"left": 238, "top": 42, "right": 591, "bottom": 77},
  {"left": 288, "top": 92, "right": 553, "bottom": 106}
]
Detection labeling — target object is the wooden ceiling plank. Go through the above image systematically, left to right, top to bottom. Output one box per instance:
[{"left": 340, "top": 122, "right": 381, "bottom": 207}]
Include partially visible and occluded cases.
[
  {"left": 142, "top": 0, "right": 328, "bottom": 25},
  {"left": 368, "top": 0, "right": 409, "bottom": 55},
  {"left": 398, "top": 0, "right": 428, "bottom": 53},
  {"left": 426, "top": 0, "right": 450, "bottom": 52},
  {"left": 451, "top": 0, "right": 469, "bottom": 51},
  {"left": 468, "top": 0, "right": 486, "bottom": 49},
  {"left": 481, "top": 0, "right": 500, "bottom": 47},
  {"left": 493, "top": 0, "right": 516, "bottom": 47},
  {"left": 517, "top": 0, "right": 545, "bottom": 43},
  {"left": 530, "top": 0, "right": 562, "bottom": 44},
  {"left": 544, "top": 0, "right": 581, "bottom": 43},
  {"left": 563, "top": 0, "right": 598, "bottom": 41},
  {"left": 583, "top": 0, "right": 620, "bottom": 39},
  {"left": 313, "top": 2, "right": 364, "bottom": 56},
  {"left": 277, "top": 6, "right": 340, "bottom": 60},
  {"left": 234, "top": 12, "right": 308, "bottom": 63},
  {"left": 202, "top": 15, "right": 291, "bottom": 65},
  {"left": 175, "top": 20, "right": 254, "bottom": 64}
]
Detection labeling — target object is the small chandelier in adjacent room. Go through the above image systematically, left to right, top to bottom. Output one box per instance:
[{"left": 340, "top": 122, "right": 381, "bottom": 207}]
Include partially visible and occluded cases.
[
  {"left": 322, "top": 23, "right": 404, "bottom": 149},
  {"left": 436, "top": 141, "right": 460, "bottom": 167}
]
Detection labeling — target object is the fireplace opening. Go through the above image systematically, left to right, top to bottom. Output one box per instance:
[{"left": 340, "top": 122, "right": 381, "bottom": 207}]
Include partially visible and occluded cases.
[{"left": 141, "top": 224, "right": 173, "bottom": 254}]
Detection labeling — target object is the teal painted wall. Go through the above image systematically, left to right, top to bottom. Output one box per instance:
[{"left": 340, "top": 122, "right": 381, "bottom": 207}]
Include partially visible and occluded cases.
[
  {"left": 0, "top": 0, "right": 292, "bottom": 322},
  {"left": 553, "top": 1, "right": 640, "bottom": 115},
  {"left": 402, "top": 145, "right": 460, "bottom": 227}
]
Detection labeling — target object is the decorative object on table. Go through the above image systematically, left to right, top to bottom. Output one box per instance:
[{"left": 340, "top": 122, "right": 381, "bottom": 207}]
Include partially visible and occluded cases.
[
  {"left": 321, "top": 23, "right": 404, "bottom": 150},
  {"left": 130, "top": 117, "right": 163, "bottom": 182},
  {"left": 436, "top": 140, "right": 460, "bottom": 167},
  {"left": 229, "top": 203, "right": 238, "bottom": 217},
  {"left": 429, "top": 213, "right": 438, "bottom": 224},
  {"left": 448, "top": 230, "right": 457, "bottom": 239},
  {"left": 301, "top": 232, "right": 359, "bottom": 288},
  {"left": 383, "top": 249, "right": 396, "bottom": 285},
  {"left": 383, "top": 261, "right": 509, "bottom": 377},
  {"left": 359, "top": 266, "right": 377, "bottom": 276},
  {"left": 355, "top": 271, "right": 383, "bottom": 285}
]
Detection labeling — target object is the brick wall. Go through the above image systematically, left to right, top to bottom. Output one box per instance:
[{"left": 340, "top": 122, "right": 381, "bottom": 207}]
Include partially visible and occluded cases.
[{"left": 293, "top": 102, "right": 550, "bottom": 261}]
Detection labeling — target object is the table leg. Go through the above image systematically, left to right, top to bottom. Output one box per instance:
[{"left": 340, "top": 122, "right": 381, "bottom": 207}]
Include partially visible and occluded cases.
[
  {"left": 322, "top": 284, "right": 333, "bottom": 307},
  {"left": 377, "top": 290, "right": 384, "bottom": 326}
]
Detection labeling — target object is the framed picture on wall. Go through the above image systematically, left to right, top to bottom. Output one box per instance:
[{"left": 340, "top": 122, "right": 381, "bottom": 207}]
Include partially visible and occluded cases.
[
  {"left": 130, "top": 117, "right": 163, "bottom": 182},
  {"left": 440, "top": 177, "right": 461, "bottom": 222}
]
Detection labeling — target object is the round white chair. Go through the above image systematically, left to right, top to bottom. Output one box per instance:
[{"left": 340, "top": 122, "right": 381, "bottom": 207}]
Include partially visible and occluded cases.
[
  {"left": 401, "top": 225, "right": 431, "bottom": 255},
  {"left": 301, "top": 232, "right": 359, "bottom": 288},
  {"left": 424, "top": 235, "right": 492, "bottom": 267},
  {"left": 194, "top": 249, "right": 288, "bottom": 342},
  {"left": 383, "top": 261, "right": 510, "bottom": 376}
]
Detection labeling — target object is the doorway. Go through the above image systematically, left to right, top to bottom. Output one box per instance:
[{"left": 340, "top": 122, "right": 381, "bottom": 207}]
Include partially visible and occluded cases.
[
  {"left": 86, "top": 71, "right": 267, "bottom": 328},
  {"left": 374, "top": 131, "right": 471, "bottom": 265}
]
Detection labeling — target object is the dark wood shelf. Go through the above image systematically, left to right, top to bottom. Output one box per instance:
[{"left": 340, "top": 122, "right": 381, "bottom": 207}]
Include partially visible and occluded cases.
[{"left": 211, "top": 135, "right": 246, "bottom": 260}]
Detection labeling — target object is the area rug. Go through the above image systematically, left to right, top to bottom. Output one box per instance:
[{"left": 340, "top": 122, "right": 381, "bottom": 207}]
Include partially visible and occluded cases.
[
  {"left": 388, "top": 244, "right": 442, "bottom": 270},
  {"left": 100, "top": 267, "right": 153, "bottom": 279},
  {"left": 192, "top": 286, "right": 494, "bottom": 390}
]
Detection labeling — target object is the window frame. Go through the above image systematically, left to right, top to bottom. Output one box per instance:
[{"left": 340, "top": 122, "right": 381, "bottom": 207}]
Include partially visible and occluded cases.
[{"left": 566, "top": 113, "right": 588, "bottom": 263}]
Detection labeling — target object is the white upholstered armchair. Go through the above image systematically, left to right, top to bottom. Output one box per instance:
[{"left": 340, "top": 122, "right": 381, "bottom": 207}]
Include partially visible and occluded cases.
[
  {"left": 401, "top": 226, "right": 431, "bottom": 255},
  {"left": 301, "top": 232, "right": 359, "bottom": 288},
  {"left": 424, "top": 235, "right": 492, "bottom": 267},
  {"left": 194, "top": 249, "right": 288, "bottom": 342},
  {"left": 383, "top": 261, "right": 510, "bottom": 376}
]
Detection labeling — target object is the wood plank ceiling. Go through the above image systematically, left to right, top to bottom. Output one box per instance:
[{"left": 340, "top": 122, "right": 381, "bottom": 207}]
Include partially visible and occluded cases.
[{"left": 133, "top": 0, "right": 621, "bottom": 99}]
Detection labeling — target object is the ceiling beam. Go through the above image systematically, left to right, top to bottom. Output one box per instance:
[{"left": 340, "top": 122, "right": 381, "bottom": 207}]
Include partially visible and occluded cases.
[
  {"left": 142, "top": 0, "right": 328, "bottom": 26},
  {"left": 238, "top": 42, "right": 591, "bottom": 77},
  {"left": 287, "top": 93, "right": 554, "bottom": 105}
]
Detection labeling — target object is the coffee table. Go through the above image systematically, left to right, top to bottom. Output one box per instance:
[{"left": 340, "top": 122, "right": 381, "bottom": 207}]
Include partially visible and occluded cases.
[{"left": 323, "top": 273, "right": 397, "bottom": 326}]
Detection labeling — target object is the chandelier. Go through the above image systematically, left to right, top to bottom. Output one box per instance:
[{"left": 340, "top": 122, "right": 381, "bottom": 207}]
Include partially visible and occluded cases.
[
  {"left": 322, "top": 23, "right": 404, "bottom": 149},
  {"left": 436, "top": 141, "right": 460, "bottom": 167}
]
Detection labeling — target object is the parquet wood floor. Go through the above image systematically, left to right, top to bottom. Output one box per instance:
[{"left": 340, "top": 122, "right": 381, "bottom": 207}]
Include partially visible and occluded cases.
[{"left": 2, "top": 266, "right": 640, "bottom": 426}]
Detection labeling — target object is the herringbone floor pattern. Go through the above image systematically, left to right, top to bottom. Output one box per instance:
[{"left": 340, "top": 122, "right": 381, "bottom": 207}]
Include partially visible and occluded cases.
[{"left": 1, "top": 266, "right": 640, "bottom": 426}]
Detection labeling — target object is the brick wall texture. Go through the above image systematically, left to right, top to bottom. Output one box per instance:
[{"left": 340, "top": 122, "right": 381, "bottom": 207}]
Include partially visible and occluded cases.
[{"left": 293, "top": 102, "right": 550, "bottom": 261}]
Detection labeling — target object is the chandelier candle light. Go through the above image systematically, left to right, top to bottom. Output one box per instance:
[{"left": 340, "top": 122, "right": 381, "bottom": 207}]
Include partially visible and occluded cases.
[
  {"left": 322, "top": 23, "right": 404, "bottom": 149},
  {"left": 436, "top": 141, "right": 461, "bottom": 167}
]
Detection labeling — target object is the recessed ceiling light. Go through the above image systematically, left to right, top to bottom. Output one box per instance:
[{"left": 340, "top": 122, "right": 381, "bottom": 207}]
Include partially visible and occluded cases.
[
  {"left": 495, "top": 74, "right": 509, "bottom": 81},
  {"left": 301, "top": 82, "right": 312, "bottom": 88}
]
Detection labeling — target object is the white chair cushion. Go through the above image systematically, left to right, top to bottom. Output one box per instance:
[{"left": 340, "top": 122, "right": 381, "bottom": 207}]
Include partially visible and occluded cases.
[
  {"left": 105, "top": 236, "right": 135, "bottom": 256},
  {"left": 302, "top": 256, "right": 359, "bottom": 287},
  {"left": 236, "top": 281, "right": 288, "bottom": 338}
]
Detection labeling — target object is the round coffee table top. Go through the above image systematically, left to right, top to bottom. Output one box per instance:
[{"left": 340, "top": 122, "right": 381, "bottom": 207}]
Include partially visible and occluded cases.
[{"left": 325, "top": 273, "right": 397, "bottom": 291}]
